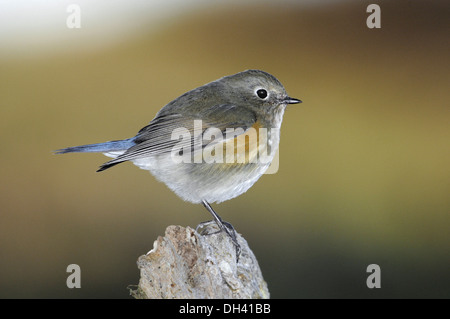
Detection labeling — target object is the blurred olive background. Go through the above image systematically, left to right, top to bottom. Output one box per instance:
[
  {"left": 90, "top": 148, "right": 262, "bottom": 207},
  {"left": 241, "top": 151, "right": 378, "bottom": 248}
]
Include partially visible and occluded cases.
[{"left": 0, "top": 0, "right": 449, "bottom": 298}]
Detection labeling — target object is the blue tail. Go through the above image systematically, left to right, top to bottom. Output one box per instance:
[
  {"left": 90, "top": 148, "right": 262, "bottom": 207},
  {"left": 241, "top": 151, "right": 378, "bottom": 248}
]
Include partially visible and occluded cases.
[{"left": 55, "top": 138, "right": 135, "bottom": 154}]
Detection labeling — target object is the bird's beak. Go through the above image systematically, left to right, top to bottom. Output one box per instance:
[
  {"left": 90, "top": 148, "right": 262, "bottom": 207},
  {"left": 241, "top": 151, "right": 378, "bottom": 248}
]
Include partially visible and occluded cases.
[{"left": 283, "top": 97, "right": 302, "bottom": 104}]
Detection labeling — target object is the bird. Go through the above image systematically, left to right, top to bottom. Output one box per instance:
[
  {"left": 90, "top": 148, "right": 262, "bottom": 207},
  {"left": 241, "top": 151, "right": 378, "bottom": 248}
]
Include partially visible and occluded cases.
[{"left": 56, "top": 69, "right": 301, "bottom": 258}]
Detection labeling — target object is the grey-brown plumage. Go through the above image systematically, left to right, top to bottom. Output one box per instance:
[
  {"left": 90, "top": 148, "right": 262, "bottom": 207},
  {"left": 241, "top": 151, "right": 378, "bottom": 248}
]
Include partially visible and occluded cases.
[{"left": 56, "top": 70, "right": 301, "bottom": 258}]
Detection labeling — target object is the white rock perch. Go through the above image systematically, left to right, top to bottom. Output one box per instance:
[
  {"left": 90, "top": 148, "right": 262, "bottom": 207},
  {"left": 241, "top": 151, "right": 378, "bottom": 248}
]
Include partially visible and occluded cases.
[{"left": 131, "top": 223, "right": 270, "bottom": 299}]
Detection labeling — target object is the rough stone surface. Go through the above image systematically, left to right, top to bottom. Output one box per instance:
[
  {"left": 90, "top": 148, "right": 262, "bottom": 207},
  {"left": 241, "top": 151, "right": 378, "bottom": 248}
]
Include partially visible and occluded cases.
[{"left": 131, "top": 223, "right": 270, "bottom": 299}]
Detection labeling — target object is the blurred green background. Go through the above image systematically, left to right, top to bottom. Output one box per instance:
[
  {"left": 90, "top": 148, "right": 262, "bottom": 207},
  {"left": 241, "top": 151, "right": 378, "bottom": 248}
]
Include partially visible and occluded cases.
[{"left": 0, "top": 0, "right": 449, "bottom": 298}]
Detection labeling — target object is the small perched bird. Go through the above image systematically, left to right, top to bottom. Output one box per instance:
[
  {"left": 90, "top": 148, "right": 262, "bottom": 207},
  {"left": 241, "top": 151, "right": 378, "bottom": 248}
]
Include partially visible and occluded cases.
[{"left": 56, "top": 70, "right": 301, "bottom": 258}]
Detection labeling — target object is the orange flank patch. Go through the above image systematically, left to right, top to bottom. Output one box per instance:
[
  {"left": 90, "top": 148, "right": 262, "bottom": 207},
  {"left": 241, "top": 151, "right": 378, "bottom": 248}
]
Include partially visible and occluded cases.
[{"left": 222, "top": 121, "right": 265, "bottom": 164}]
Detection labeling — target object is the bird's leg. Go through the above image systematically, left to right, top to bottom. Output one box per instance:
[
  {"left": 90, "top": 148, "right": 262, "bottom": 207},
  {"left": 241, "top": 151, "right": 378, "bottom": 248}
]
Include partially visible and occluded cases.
[
  {"left": 197, "top": 200, "right": 241, "bottom": 260},
  {"left": 196, "top": 220, "right": 221, "bottom": 234}
]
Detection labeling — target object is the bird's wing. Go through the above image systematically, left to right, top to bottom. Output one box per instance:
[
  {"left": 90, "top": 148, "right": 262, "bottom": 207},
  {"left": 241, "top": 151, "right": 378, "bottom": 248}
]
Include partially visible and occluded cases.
[{"left": 97, "top": 104, "right": 256, "bottom": 171}]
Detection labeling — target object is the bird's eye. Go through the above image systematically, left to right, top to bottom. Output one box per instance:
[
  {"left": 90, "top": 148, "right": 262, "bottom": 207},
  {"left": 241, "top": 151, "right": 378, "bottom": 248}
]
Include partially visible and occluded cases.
[{"left": 256, "top": 89, "right": 268, "bottom": 99}]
